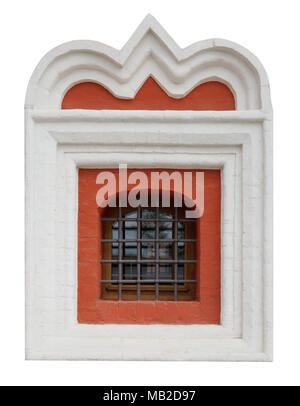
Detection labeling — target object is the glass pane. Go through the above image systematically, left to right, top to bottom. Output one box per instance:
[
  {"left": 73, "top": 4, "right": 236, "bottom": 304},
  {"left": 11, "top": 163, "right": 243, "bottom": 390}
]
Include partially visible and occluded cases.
[
  {"left": 141, "top": 209, "right": 155, "bottom": 239},
  {"left": 142, "top": 209, "right": 156, "bottom": 219},
  {"left": 125, "top": 211, "right": 137, "bottom": 219},
  {"left": 159, "top": 211, "right": 172, "bottom": 220},
  {"left": 124, "top": 221, "right": 137, "bottom": 240},
  {"left": 141, "top": 221, "right": 155, "bottom": 239},
  {"left": 159, "top": 221, "right": 172, "bottom": 239},
  {"left": 177, "top": 221, "right": 185, "bottom": 239},
  {"left": 112, "top": 225, "right": 118, "bottom": 240},
  {"left": 112, "top": 242, "right": 118, "bottom": 258},
  {"left": 124, "top": 242, "right": 137, "bottom": 257},
  {"left": 142, "top": 242, "right": 155, "bottom": 259},
  {"left": 159, "top": 242, "right": 172, "bottom": 259},
  {"left": 178, "top": 242, "right": 184, "bottom": 259},
  {"left": 112, "top": 264, "right": 119, "bottom": 281},
  {"left": 123, "top": 264, "right": 137, "bottom": 280},
  {"left": 141, "top": 264, "right": 155, "bottom": 281},
  {"left": 178, "top": 264, "right": 184, "bottom": 283},
  {"left": 159, "top": 265, "right": 172, "bottom": 281}
]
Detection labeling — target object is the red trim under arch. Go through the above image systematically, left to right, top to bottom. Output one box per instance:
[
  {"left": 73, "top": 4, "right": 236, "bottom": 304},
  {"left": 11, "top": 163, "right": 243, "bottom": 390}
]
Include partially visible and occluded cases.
[{"left": 62, "top": 78, "right": 235, "bottom": 110}]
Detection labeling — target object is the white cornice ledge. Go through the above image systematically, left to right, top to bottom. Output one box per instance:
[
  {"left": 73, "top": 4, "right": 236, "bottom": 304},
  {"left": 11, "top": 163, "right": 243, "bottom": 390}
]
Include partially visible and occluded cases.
[{"left": 31, "top": 109, "right": 266, "bottom": 123}]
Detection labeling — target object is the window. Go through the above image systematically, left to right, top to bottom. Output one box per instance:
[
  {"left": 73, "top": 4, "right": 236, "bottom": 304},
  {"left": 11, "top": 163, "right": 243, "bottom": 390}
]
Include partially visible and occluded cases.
[
  {"left": 26, "top": 16, "right": 272, "bottom": 360},
  {"left": 101, "top": 205, "right": 197, "bottom": 301}
]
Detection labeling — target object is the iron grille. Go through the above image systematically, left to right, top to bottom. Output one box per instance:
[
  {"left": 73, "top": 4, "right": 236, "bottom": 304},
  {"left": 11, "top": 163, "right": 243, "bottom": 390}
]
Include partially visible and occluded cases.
[{"left": 100, "top": 206, "right": 197, "bottom": 301}]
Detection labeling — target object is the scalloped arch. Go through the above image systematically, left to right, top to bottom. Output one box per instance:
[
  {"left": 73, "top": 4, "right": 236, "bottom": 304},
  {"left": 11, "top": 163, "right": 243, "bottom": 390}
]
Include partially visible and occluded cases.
[
  {"left": 25, "top": 15, "right": 271, "bottom": 111},
  {"left": 61, "top": 78, "right": 236, "bottom": 110}
]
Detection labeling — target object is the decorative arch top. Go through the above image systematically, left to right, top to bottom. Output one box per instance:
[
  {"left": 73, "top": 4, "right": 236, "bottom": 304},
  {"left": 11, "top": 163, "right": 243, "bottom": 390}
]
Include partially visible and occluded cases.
[
  {"left": 26, "top": 14, "right": 271, "bottom": 111},
  {"left": 62, "top": 78, "right": 235, "bottom": 110}
]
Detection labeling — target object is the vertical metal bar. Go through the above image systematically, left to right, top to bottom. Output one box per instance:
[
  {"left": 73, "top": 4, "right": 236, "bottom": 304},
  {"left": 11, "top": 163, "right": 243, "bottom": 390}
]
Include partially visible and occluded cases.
[
  {"left": 118, "top": 206, "right": 123, "bottom": 300},
  {"left": 137, "top": 206, "right": 141, "bottom": 300},
  {"left": 155, "top": 207, "right": 159, "bottom": 300},
  {"left": 174, "top": 207, "right": 178, "bottom": 301}
]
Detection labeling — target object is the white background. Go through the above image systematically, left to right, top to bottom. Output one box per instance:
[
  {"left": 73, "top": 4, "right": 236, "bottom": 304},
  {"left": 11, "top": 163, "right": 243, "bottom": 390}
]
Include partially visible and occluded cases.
[{"left": 0, "top": 0, "right": 298, "bottom": 386}]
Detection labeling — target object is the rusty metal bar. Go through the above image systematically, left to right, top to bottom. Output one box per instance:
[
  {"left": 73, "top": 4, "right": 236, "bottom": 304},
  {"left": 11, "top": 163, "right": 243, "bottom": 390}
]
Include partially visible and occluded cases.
[
  {"left": 118, "top": 206, "right": 123, "bottom": 300},
  {"left": 137, "top": 206, "right": 141, "bottom": 300},
  {"left": 155, "top": 207, "right": 159, "bottom": 300},
  {"left": 174, "top": 207, "right": 178, "bottom": 301},
  {"left": 102, "top": 239, "right": 197, "bottom": 243},
  {"left": 101, "top": 259, "right": 196, "bottom": 264},
  {"left": 100, "top": 279, "right": 197, "bottom": 283}
]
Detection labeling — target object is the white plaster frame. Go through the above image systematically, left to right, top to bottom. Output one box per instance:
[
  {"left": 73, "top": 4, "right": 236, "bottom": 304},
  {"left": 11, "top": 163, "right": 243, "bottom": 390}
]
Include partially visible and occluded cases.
[{"left": 25, "top": 15, "right": 272, "bottom": 361}]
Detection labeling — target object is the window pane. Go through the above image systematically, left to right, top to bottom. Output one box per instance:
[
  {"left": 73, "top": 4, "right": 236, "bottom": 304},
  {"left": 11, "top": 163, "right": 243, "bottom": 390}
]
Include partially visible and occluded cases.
[
  {"left": 142, "top": 209, "right": 155, "bottom": 219},
  {"left": 125, "top": 211, "right": 137, "bottom": 219},
  {"left": 159, "top": 211, "right": 172, "bottom": 220},
  {"left": 141, "top": 221, "right": 155, "bottom": 239},
  {"left": 159, "top": 221, "right": 172, "bottom": 239},
  {"left": 178, "top": 221, "right": 185, "bottom": 239},
  {"left": 124, "top": 222, "right": 137, "bottom": 239},
  {"left": 112, "top": 226, "right": 118, "bottom": 240},
  {"left": 112, "top": 242, "right": 118, "bottom": 258},
  {"left": 124, "top": 242, "right": 137, "bottom": 257},
  {"left": 142, "top": 242, "right": 155, "bottom": 258},
  {"left": 159, "top": 242, "right": 172, "bottom": 258},
  {"left": 178, "top": 242, "right": 184, "bottom": 259},
  {"left": 112, "top": 264, "right": 118, "bottom": 280},
  {"left": 123, "top": 264, "right": 137, "bottom": 280},
  {"left": 141, "top": 264, "right": 155, "bottom": 280},
  {"left": 178, "top": 264, "right": 184, "bottom": 281},
  {"left": 159, "top": 265, "right": 172, "bottom": 281}
]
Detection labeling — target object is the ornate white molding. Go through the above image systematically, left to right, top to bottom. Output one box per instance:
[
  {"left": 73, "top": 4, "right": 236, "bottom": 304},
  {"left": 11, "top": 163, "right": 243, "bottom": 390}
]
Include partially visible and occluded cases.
[
  {"left": 25, "top": 14, "right": 271, "bottom": 112},
  {"left": 25, "top": 16, "right": 273, "bottom": 361}
]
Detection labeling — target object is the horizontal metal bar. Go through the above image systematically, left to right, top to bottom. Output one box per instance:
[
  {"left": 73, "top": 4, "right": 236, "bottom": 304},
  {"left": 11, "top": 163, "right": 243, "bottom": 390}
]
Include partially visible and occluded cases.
[
  {"left": 101, "top": 217, "right": 196, "bottom": 222},
  {"left": 102, "top": 238, "right": 197, "bottom": 243},
  {"left": 100, "top": 259, "right": 197, "bottom": 264},
  {"left": 100, "top": 279, "right": 197, "bottom": 283}
]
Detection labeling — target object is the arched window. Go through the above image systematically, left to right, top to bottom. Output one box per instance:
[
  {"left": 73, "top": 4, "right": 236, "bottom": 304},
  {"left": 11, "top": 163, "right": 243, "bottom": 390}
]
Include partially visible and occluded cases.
[
  {"left": 26, "top": 14, "right": 272, "bottom": 360},
  {"left": 101, "top": 205, "right": 196, "bottom": 301}
]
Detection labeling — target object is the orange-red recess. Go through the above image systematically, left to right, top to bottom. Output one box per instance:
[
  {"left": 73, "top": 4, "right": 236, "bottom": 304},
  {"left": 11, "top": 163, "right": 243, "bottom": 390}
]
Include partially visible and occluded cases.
[
  {"left": 62, "top": 78, "right": 235, "bottom": 110},
  {"left": 78, "top": 169, "right": 221, "bottom": 324}
]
